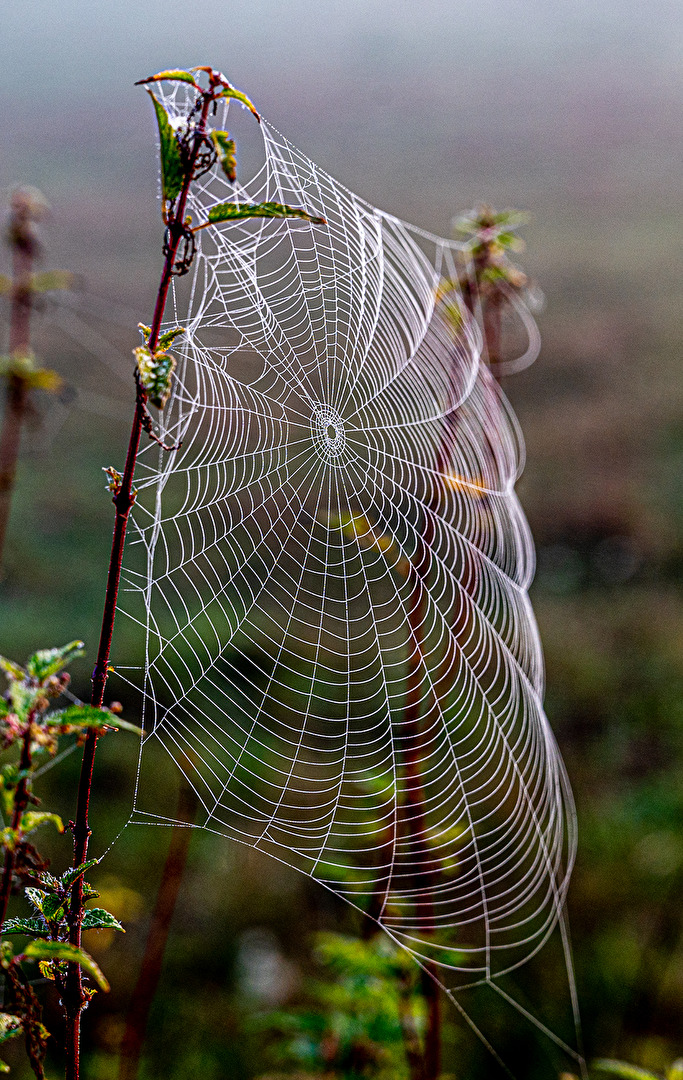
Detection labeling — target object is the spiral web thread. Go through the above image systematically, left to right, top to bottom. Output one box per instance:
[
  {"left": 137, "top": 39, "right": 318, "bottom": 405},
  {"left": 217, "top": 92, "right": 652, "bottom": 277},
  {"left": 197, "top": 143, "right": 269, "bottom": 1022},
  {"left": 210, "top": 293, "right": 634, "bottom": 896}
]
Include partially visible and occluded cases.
[{"left": 119, "top": 84, "right": 582, "bottom": 1072}]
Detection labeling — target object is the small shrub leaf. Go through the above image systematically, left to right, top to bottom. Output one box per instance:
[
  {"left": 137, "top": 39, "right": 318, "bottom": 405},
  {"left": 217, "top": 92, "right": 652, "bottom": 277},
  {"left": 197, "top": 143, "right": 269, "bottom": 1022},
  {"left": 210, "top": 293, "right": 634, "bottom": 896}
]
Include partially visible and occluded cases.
[
  {"left": 136, "top": 70, "right": 200, "bottom": 88},
  {"left": 218, "top": 87, "right": 259, "bottom": 119},
  {"left": 145, "top": 90, "right": 184, "bottom": 203},
  {"left": 210, "top": 131, "right": 237, "bottom": 182},
  {"left": 208, "top": 201, "right": 326, "bottom": 225},
  {"left": 157, "top": 327, "right": 185, "bottom": 351},
  {"left": 26, "top": 641, "right": 84, "bottom": 681},
  {"left": 0, "top": 657, "right": 25, "bottom": 681},
  {"left": 46, "top": 706, "right": 142, "bottom": 737},
  {"left": 21, "top": 812, "right": 64, "bottom": 837},
  {"left": 61, "top": 859, "right": 99, "bottom": 891},
  {"left": 41, "top": 894, "right": 65, "bottom": 923},
  {"left": 82, "top": 908, "right": 124, "bottom": 932},
  {"left": 1, "top": 917, "right": 46, "bottom": 937},
  {"left": 21, "top": 940, "right": 110, "bottom": 991}
]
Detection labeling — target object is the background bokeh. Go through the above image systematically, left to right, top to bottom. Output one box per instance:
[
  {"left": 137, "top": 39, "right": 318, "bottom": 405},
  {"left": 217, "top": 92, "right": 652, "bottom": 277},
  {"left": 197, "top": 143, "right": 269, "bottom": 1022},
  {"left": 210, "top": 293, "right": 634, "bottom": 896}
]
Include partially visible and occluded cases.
[{"left": 1, "top": 1, "right": 682, "bottom": 1077}]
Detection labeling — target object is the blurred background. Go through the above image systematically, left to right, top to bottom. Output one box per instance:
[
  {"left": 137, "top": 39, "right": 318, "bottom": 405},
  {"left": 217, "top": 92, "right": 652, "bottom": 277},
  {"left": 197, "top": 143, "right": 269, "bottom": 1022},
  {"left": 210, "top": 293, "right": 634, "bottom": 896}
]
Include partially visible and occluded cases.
[{"left": 1, "top": 1, "right": 682, "bottom": 1077}]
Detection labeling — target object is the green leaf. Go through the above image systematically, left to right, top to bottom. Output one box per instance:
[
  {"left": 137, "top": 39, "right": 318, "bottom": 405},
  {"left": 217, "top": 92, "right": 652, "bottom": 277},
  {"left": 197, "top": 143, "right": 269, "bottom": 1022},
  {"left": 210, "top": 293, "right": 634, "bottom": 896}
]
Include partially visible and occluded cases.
[
  {"left": 136, "top": 69, "right": 200, "bottom": 88},
  {"left": 219, "top": 86, "right": 259, "bottom": 119},
  {"left": 145, "top": 90, "right": 184, "bottom": 203},
  {"left": 210, "top": 131, "right": 237, "bottom": 183},
  {"left": 207, "top": 200, "right": 326, "bottom": 226},
  {"left": 157, "top": 326, "right": 185, "bottom": 351},
  {"left": 134, "top": 344, "right": 177, "bottom": 410},
  {"left": 26, "top": 641, "right": 84, "bottom": 681},
  {"left": 0, "top": 656, "right": 25, "bottom": 681},
  {"left": 46, "top": 706, "right": 142, "bottom": 737},
  {"left": 20, "top": 811, "right": 64, "bottom": 837},
  {"left": 61, "top": 858, "right": 99, "bottom": 891},
  {"left": 25, "top": 888, "right": 46, "bottom": 914},
  {"left": 40, "top": 894, "right": 65, "bottom": 923},
  {"left": 82, "top": 908, "right": 124, "bottom": 932},
  {"left": 1, "top": 917, "right": 46, "bottom": 937},
  {"left": 21, "top": 940, "right": 109, "bottom": 992},
  {"left": 0, "top": 1014, "right": 22, "bottom": 1045},
  {"left": 592, "top": 1060, "right": 663, "bottom": 1080},
  {"left": 667, "top": 1062, "right": 683, "bottom": 1080}
]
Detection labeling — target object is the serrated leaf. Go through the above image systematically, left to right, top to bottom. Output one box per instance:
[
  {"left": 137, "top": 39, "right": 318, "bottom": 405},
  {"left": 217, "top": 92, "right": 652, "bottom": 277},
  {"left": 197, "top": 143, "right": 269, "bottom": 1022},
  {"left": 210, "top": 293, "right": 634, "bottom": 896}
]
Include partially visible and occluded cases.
[
  {"left": 136, "top": 70, "right": 200, "bottom": 88},
  {"left": 219, "top": 86, "right": 259, "bottom": 119},
  {"left": 145, "top": 90, "right": 184, "bottom": 203},
  {"left": 210, "top": 131, "right": 237, "bottom": 182},
  {"left": 207, "top": 200, "right": 326, "bottom": 225},
  {"left": 157, "top": 326, "right": 185, "bottom": 350},
  {"left": 134, "top": 344, "right": 177, "bottom": 409},
  {"left": 26, "top": 641, "right": 84, "bottom": 681},
  {"left": 0, "top": 656, "right": 25, "bottom": 681},
  {"left": 46, "top": 706, "right": 142, "bottom": 737},
  {"left": 21, "top": 811, "right": 64, "bottom": 837},
  {"left": 61, "top": 858, "right": 99, "bottom": 891},
  {"left": 25, "top": 888, "right": 46, "bottom": 914},
  {"left": 41, "top": 895, "right": 65, "bottom": 923},
  {"left": 82, "top": 908, "right": 124, "bottom": 932},
  {"left": 1, "top": 917, "right": 46, "bottom": 937},
  {"left": 21, "top": 940, "right": 109, "bottom": 991},
  {"left": 38, "top": 960, "right": 55, "bottom": 981},
  {"left": 0, "top": 1014, "right": 22, "bottom": 1045},
  {"left": 592, "top": 1061, "right": 663, "bottom": 1080}
]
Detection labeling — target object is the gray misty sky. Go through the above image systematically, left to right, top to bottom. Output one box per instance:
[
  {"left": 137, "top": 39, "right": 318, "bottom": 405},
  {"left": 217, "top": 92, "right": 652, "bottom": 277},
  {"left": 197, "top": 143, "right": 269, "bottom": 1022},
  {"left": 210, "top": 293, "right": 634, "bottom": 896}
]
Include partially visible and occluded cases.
[{"left": 1, "top": 0, "right": 682, "bottom": 294}]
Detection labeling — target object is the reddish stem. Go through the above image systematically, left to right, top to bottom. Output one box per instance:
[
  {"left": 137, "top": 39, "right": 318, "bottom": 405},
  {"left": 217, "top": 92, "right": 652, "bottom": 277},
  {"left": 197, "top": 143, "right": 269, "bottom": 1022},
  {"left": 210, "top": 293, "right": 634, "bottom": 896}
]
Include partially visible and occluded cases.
[{"left": 63, "top": 85, "right": 214, "bottom": 1080}]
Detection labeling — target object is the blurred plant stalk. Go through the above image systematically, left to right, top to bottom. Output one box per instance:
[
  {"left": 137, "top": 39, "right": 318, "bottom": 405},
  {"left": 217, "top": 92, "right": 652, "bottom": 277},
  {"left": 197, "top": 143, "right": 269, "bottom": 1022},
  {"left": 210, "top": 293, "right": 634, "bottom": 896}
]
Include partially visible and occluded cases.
[{"left": 0, "top": 188, "right": 67, "bottom": 571}]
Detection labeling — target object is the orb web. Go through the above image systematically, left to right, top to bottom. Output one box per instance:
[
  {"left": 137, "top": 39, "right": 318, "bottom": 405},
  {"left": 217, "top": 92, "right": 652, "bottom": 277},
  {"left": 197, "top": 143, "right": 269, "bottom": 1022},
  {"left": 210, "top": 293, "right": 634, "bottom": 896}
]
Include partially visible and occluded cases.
[{"left": 119, "top": 83, "right": 581, "bottom": 1071}]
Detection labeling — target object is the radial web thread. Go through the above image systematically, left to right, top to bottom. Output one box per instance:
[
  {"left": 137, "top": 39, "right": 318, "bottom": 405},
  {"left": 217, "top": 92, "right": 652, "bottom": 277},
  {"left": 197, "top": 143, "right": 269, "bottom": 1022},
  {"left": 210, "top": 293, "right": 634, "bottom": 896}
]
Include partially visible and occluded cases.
[{"left": 118, "top": 85, "right": 582, "bottom": 1072}]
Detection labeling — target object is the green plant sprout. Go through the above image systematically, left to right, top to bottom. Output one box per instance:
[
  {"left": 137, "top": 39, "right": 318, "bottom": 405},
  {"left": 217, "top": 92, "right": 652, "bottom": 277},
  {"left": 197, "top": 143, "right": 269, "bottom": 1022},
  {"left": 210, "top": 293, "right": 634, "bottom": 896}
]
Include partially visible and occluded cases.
[
  {"left": 0, "top": 188, "right": 74, "bottom": 570},
  {"left": 451, "top": 204, "right": 531, "bottom": 368},
  {"left": 0, "top": 643, "right": 139, "bottom": 1078}
]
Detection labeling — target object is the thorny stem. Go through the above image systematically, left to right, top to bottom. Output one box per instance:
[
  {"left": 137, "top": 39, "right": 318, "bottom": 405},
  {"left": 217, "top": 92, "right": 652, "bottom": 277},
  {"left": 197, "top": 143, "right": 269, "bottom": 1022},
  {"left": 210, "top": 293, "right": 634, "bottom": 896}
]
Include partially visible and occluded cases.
[
  {"left": 63, "top": 84, "right": 214, "bottom": 1080},
  {"left": 0, "top": 192, "right": 39, "bottom": 569},
  {"left": 0, "top": 722, "right": 34, "bottom": 931}
]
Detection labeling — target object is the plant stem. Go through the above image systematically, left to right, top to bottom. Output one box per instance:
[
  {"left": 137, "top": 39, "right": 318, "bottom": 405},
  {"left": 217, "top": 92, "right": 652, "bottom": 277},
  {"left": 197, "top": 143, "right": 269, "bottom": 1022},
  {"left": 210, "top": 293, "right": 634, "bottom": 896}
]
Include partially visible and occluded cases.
[
  {"left": 62, "top": 86, "right": 213, "bottom": 1080},
  {"left": 0, "top": 194, "right": 38, "bottom": 570},
  {"left": 0, "top": 723, "right": 34, "bottom": 931},
  {"left": 117, "top": 781, "right": 198, "bottom": 1080}
]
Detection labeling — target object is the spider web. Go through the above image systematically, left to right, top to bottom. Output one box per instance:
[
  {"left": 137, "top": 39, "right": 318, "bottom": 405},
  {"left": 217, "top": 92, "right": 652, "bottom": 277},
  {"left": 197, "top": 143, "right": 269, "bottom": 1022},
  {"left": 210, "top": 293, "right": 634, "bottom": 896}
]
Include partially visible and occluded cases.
[{"left": 119, "top": 85, "right": 582, "bottom": 1073}]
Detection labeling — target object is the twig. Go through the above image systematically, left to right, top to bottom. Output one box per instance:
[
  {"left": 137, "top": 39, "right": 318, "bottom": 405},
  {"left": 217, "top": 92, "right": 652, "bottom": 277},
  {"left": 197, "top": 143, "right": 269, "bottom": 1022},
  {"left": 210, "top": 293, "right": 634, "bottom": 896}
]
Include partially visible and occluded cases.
[{"left": 0, "top": 191, "right": 40, "bottom": 569}]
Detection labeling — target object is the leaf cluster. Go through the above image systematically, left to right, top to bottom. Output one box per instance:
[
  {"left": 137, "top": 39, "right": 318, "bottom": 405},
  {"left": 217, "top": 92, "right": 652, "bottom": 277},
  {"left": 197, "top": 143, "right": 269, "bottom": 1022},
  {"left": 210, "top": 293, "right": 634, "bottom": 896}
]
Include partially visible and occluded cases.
[{"left": 0, "top": 642, "right": 138, "bottom": 1077}]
